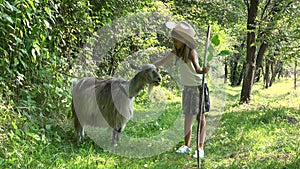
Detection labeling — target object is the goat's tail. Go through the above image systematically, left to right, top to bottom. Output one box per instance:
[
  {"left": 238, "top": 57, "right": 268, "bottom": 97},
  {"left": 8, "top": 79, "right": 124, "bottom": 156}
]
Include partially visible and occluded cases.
[{"left": 72, "top": 79, "right": 77, "bottom": 88}]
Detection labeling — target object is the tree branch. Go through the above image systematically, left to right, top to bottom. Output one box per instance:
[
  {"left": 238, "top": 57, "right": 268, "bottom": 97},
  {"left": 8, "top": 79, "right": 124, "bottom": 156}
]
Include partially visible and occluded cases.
[{"left": 261, "top": 0, "right": 271, "bottom": 20}]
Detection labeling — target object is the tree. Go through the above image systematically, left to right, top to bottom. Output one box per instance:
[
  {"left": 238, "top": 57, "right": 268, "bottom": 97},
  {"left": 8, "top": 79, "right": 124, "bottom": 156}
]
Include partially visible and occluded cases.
[
  {"left": 240, "top": 0, "right": 259, "bottom": 104},
  {"left": 256, "top": 1, "right": 294, "bottom": 87}
]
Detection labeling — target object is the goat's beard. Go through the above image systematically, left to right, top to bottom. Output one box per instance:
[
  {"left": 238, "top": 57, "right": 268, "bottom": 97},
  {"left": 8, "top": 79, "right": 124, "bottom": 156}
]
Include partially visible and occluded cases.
[{"left": 148, "top": 84, "right": 154, "bottom": 94}]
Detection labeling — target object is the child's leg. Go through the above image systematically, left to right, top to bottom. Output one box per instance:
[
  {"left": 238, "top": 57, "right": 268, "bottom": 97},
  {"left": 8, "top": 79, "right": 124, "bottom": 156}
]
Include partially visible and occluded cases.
[
  {"left": 184, "top": 114, "right": 194, "bottom": 147},
  {"left": 197, "top": 114, "right": 206, "bottom": 150}
]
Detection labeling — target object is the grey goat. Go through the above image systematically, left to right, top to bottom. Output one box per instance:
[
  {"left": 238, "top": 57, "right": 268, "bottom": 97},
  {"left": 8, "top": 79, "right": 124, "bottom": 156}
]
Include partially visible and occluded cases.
[{"left": 71, "top": 64, "right": 161, "bottom": 146}]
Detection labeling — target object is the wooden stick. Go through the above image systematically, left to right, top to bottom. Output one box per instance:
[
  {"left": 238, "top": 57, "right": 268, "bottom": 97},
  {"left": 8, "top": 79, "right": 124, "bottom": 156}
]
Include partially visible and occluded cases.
[{"left": 197, "top": 25, "right": 211, "bottom": 169}]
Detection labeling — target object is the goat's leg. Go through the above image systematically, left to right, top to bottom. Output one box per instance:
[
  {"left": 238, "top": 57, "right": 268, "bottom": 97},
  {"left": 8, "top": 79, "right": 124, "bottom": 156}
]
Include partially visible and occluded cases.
[
  {"left": 72, "top": 102, "right": 84, "bottom": 142},
  {"left": 74, "top": 116, "right": 84, "bottom": 142},
  {"left": 112, "top": 129, "right": 120, "bottom": 146}
]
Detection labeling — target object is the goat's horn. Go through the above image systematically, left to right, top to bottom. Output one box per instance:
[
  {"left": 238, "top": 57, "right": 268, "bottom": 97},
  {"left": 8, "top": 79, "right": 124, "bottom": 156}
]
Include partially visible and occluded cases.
[
  {"left": 130, "top": 63, "right": 142, "bottom": 70},
  {"left": 130, "top": 63, "right": 157, "bottom": 70}
]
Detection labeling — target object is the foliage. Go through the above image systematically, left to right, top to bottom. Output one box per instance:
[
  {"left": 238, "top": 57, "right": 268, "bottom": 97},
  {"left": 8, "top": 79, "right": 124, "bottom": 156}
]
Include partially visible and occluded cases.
[
  {"left": 0, "top": 0, "right": 149, "bottom": 166},
  {"left": 1, "top": 0, "right": 300, "bottom": 168},
  {"left": 1, "top": 0, "right": 94, "bottom": 123}
]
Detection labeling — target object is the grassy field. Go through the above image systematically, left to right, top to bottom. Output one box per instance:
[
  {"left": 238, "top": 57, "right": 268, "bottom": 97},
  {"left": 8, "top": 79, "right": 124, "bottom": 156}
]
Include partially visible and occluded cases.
[{"left": 1, "top": 78, "right": 299, "bottom": 168}]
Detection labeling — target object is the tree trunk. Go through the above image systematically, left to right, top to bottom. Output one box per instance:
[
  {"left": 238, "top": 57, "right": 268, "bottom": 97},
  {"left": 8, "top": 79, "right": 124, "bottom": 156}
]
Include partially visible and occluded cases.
[
  {"left": 240, "top": 0, "right": 259, "bottom": 104},
  {"left": 255, "top": 41, "right": 268, "bottom": 82},
  {"left": 230, "top": 52, "right": 240, "bottom": 86},
  {"left": 224, "top": 58, "right": 228, "bottom": 84},
  {"left": 265, "top": 58, "right": 271, "bottom": 88},
  {"left": 295, "top": 59, "right": 298, "bottom": 90},
  {"left": 269, "top": 60, "right": 276, "bottom": 87},
  {"left": 230, "top": 61, "right": 237, "bottom": 86},
  {"left": 277, "top": 61, "right": 283, "bottom": 80},
  {"left": 237, "top": 62, "right": 246, "bottom": 86},
  {"left": 256, "top": 68, "right": 261, "bottom": 82}
]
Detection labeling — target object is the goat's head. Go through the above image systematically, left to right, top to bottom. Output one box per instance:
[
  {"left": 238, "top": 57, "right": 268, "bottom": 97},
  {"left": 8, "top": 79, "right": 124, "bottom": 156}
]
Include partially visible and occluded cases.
[
  {"left": 130, "top": 64, "right": 161, "bottom": 94},
  {"left": 131, "top": 64, "right": 161, "bottom": 85}
]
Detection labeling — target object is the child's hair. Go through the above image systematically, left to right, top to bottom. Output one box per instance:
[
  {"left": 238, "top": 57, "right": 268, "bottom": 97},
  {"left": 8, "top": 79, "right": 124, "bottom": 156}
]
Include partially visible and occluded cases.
[{"left": 176, "top": 44, "right": 191, "bottom": 64}]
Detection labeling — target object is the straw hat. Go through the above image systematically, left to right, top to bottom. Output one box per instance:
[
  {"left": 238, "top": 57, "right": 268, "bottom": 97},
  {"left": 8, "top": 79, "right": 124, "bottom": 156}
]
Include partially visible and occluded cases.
[{"left": 166, "top": 21, "right": 197, "bottom": 49}]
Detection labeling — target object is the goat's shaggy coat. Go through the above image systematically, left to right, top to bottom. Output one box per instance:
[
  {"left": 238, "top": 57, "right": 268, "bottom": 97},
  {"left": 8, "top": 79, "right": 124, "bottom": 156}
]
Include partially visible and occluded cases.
[{"left": 72, "top": 64, "right": 161, "bottom": 145}]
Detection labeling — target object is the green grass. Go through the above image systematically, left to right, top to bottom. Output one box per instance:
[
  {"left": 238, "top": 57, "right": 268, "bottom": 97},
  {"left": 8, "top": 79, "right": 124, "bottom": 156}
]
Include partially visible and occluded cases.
[{"left": 1, "top": 78, "right": 299, "bottom": 168}]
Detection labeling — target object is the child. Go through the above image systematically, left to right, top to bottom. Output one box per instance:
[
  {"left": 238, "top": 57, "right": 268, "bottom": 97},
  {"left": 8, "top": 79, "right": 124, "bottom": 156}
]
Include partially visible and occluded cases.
[{"left": 154, "top": 21, "right": 209, "bottom": 158}]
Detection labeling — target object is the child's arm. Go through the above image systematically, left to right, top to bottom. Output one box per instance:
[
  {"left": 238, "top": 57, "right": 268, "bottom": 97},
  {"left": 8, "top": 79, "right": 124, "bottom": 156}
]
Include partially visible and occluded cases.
[
  {"left": 153, "top": 50, "right": 176, "bottom": 68},
  {"left": 190, "top": 50, "right": 209, "bottom": 74}
]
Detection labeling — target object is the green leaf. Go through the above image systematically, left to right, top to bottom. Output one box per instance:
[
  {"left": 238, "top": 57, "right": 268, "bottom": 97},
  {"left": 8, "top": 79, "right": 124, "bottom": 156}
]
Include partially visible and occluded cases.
[
  {"left": 29, "top": 0, "right": 35, "bottom": 9},
  {"left": 4, "top": 1, "right": 18, "bottom": 11},
  {"left": 2, "top": 13, "right": 14, "bottom": 24},
  {"left": 44, "top": 20, "right": 51, "bottom": 29},
  {"left": 211, "top": 35, "right": 220, "bottom": 46},
  {"left": 31, "top": 48, "right": 36, "bottom": 62},
  {"left": 219, "top": 50, "right": 230, "bottom": 56},
  {"left": 13, "top": 57, "right": 19, "bottom": 67},
  {"left": 12, "top": 121, "right": 18, "bottom": 130},
  {"left": 45, "top": 125, "right": 51, "bottom": 130}
]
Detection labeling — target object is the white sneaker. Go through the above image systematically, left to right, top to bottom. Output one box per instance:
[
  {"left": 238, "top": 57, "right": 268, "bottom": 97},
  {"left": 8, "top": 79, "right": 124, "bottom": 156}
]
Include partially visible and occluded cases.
[
  {"left": 176, "top": 145, "right": 192, "bottom": 154},
  {"left": 193, "top": 149, "right": 204, "bottom": 158}
]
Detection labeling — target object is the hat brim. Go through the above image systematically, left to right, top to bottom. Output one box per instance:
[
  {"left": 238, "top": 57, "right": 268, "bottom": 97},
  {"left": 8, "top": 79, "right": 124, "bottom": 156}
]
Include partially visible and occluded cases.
[
  {"left": 166, "top": 21, "right": 177, "bottom": 29},
  {"left": 166, "top": 22, "right": 197, "bottom": 49},
  {"left": 171, "top": 30, "right": 197, "bottom": 49}
]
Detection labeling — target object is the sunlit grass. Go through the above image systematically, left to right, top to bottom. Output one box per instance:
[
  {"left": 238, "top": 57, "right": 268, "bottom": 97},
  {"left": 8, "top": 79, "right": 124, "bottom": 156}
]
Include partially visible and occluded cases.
[
  {"left": 1, "top": 78, "right": 299, "bottom": 168},
  {"left": 252, "top": 78, "right": 300, "bottom": 109}
]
